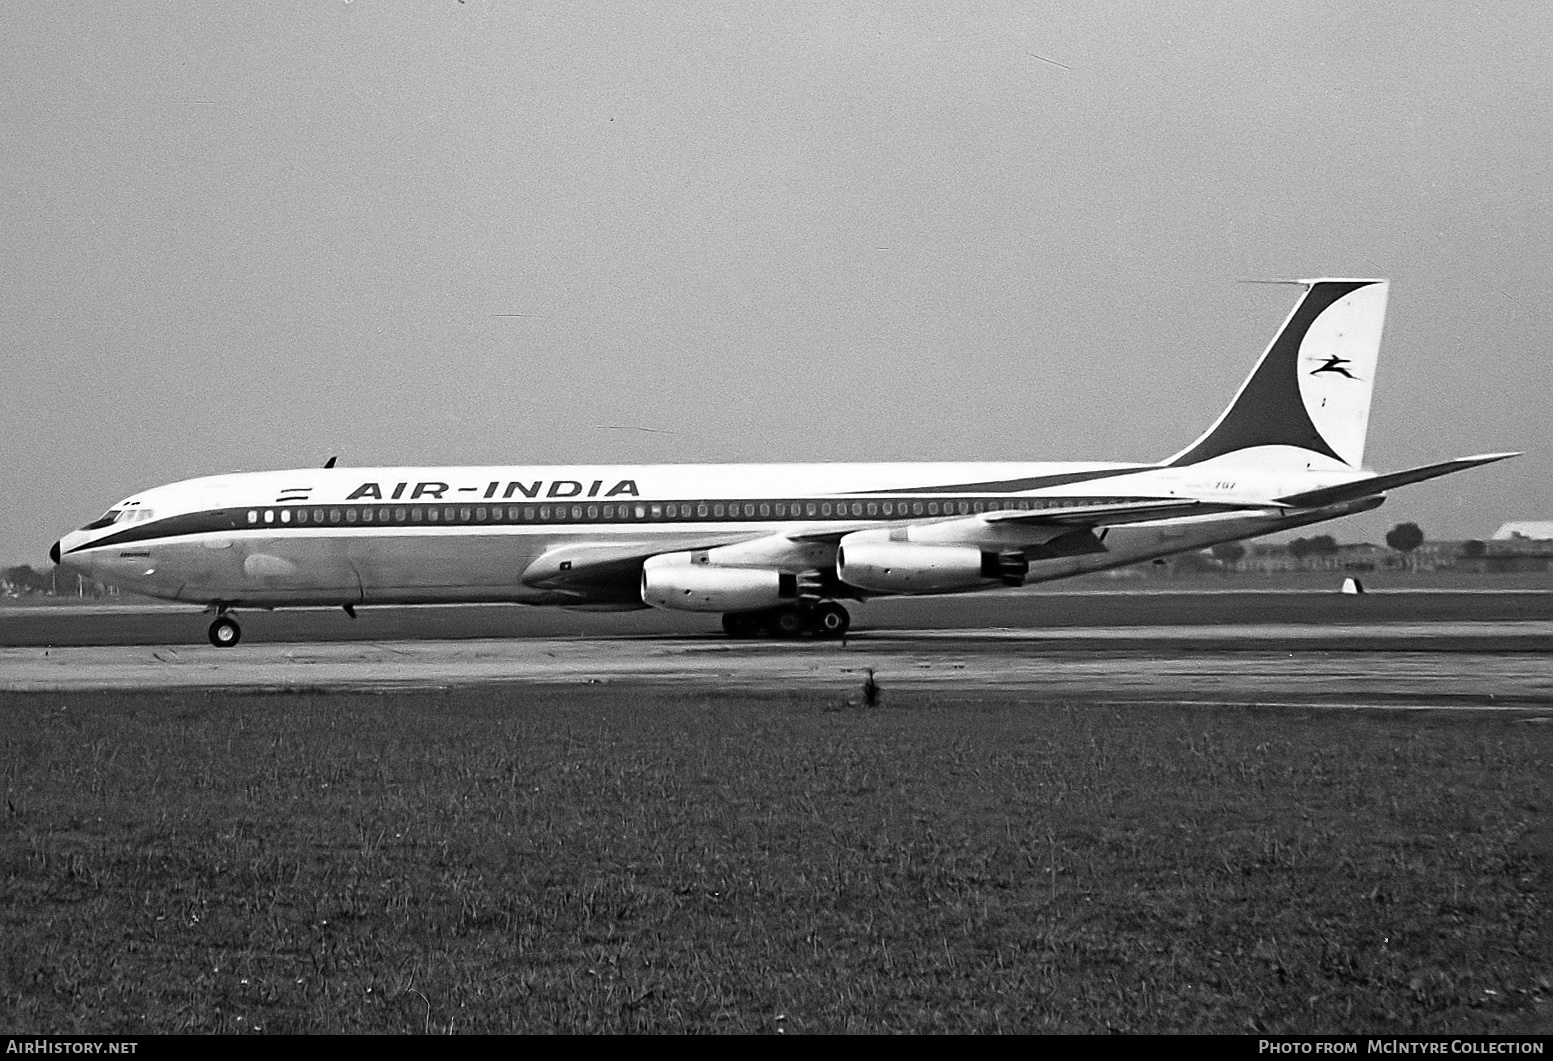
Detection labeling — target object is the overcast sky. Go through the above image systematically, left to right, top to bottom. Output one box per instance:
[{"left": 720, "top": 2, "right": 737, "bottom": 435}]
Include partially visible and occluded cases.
[{"left": 4, "top": 1, "right": 1548, "bottom": 564}]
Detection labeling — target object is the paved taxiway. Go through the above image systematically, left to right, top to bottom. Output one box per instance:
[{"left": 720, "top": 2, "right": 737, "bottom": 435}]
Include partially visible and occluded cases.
[{"left": 5, "top": 622, "right": 1552, "bottom": 713}]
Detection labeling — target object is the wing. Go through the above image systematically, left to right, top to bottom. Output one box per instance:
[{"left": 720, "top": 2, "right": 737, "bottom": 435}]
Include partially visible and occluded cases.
[
  {"left": 979, "top": 498, "right": 1270, "bottom": 527},
  {"left": 783, "top": 499, "right": 1268, "bottom": 546}
]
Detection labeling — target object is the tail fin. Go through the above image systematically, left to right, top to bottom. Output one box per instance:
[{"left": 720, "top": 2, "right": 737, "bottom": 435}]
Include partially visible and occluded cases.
[{"left": 1167, "top": 279, "right": 1389, "bottom": 469}]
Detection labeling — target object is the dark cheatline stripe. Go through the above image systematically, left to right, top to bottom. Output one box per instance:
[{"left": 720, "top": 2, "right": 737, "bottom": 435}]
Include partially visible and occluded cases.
[
  {"left": 1168, "top": 280, "right": 1373, "bottom": 467},
  {"left": 71, "top": 508, "right": 252, "bottom": 553}
]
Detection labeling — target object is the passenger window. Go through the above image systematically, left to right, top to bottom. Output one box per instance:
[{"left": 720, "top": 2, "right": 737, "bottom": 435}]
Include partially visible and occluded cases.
[
  {"left": 928, "top": 502, "right": 939, "bottom": 515},
  {"left": 759, "top": 503, "right": 770, "bottom": 517},
  {"left": 806, "top": 503, "right": 817, "bottom": 517},
  {"left": 866, "top": 503, "right": 877, "bottom": 516},
  {"left": 607, "top": 504, "right": 618, "bottom": 518},
  {"left": 697, "top": 504, "right": 708, "bottom": 518},
  {"left": 713, "top": 504, "right": 725, "bottom": 517},
  {"left": 587, "top": 505, "right": 598, "bottom": 519},
  {"left": 634, "top": 505, "right": 646, "bottom": 519},
  {"left": 395, "top": 507, "right": 407, "bottom": 521},
  {"left": 460, "top": 507, "right": 471, "bottom": 521},
  {"left": 475, "top": 507, "right": 487, "bottom": 521},
  {"left": 520, "top": 507, "right": 532, "bottom": 520},
  {"left": 345, "top": 508, "right": 357, "bottom": 523},
  {"left": 361, "top": 508, "right": 373, "bottom": 522},
  {"left": 410, "top": 508, "right": 422, "bottom": 522},
  {"left": 428, "top": 508, "right": 440, "bottom": 522},
  {"left": 280, "top": 509, "right": 292, "bottom": 523},
  {"left": 295, "top": 509, "right": 307, "bottom": 524},
  {"left": 314, "top": 509, "right": 325, "bottom": 522},
  {"left": 329, "top": 509, "right": 341, "bottom": 523},
  {"left": 247, "top": 510, "right": 258, "bottom": 524},
  {"left": 263, "top": 510, "right": 275, "bottom": 523}
]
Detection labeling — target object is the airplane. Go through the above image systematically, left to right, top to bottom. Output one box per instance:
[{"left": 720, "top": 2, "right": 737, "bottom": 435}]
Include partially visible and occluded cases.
[{"left": 51, "top": 278, "right": 1516, "bottom": 647}]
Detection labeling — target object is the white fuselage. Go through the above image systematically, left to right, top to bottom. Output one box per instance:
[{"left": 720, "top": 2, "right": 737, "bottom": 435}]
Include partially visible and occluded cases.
[{"left": 53, "top": 458, "right": 1376, "bottom": 610}]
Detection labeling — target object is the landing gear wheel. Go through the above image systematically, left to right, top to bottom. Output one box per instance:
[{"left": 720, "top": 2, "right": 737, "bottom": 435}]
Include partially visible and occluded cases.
[
  {"left": 810, "top": 601, "right": 851, "bottom": 639},
  {"left": 771, "top": 605, "right": 806, "bottom": 638},
  {"left": 722, "top": 612, "right": 757, "bottom": 638},
  {"left": 208, "top": 616, "right": 241, "bottom": 648}
]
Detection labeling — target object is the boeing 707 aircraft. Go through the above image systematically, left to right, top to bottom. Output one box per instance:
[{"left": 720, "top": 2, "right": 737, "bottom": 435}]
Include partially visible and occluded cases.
[{"left": 51, "top": 279, "right": 1515, "bottom": 646}]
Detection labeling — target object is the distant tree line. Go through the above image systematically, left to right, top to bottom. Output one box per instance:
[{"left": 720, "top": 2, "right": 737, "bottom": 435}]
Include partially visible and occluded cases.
[
  {"left": 1180, "top": 522, "right": 1437, "bottom": 575},
  {"left": 1287, "top": 534, "right": 1340, "bottom": 560},
  {"left": 2, "top": 564, "right": 115, "bottom": 598},
  {"left": 2, "top": 564, "right": 53, "bottom": 594}
]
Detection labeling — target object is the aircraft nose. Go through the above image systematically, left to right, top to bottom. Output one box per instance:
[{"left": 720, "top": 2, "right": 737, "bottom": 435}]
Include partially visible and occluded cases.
[{"left": 50, "top": 539, "right": 61, "bottom": 565}]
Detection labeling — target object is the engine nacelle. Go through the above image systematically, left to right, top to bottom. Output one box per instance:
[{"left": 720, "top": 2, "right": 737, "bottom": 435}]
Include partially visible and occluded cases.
[
  {"left": 837, "top": 540, "right": 1027, "bottom": 594},
  {"left": 641, "top": 552, "right": 799, "bottom": 613}
]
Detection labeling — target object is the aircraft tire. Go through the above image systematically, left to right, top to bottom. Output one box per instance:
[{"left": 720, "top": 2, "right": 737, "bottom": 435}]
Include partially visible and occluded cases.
[
  {"left": 809, "top": 601, "right": 850, "bottom": 639},
  {"left": 771, "top": 605, "right": 806, "bottom": 638},
  {"left": 722, "top": 612, "right": 758, "bottom": 638},
  {"left": 208, "top": 616, "right": 242, "bottom": 648}
]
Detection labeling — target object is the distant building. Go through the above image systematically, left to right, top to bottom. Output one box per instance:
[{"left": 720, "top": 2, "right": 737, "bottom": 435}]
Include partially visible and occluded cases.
[{"left": 1492, "top": 521, "right": 1553, "bottom": 541}]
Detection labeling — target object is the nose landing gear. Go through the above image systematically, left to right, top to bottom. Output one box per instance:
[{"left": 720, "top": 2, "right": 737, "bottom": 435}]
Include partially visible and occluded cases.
[{"left": 207, "top": 606, "right": 241, "bottom": 648}]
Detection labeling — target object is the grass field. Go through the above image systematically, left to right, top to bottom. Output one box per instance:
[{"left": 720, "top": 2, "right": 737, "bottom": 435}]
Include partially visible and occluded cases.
[{"left": 2, "top": 686, "right": 1549, "bottom": 1034}]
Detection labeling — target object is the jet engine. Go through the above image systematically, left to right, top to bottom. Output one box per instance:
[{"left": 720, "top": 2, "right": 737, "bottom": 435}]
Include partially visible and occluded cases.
[
  {"left": 837, "top": 541, "right": 1028, "bottom": 594},
  {"left": 641, "top": 552, "right": 800, "bottom": 613}
]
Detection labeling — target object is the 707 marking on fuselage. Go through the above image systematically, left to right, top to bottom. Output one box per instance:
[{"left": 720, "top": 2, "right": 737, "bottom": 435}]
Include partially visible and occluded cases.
[{"left": 345, "top": 479, "right": 642, "bottom": 502}]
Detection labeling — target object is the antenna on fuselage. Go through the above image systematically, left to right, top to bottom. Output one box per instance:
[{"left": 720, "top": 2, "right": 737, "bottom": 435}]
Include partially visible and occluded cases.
[{"left": 323, "top": 456, "right": 337, "bottom": 469}]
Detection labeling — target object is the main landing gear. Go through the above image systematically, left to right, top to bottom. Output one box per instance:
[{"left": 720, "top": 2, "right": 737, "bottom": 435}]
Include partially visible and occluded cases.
[{"left": 722, "top": 601, "right": 850, "bottom": 640}]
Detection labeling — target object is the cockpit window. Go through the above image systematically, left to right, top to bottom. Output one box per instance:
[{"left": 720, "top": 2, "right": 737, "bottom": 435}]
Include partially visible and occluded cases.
[{"left": 79, "top": 507, "right": 155, "bottom": 531}]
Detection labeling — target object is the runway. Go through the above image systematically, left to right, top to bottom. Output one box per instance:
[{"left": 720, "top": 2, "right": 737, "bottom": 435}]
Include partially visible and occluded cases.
[
  {"left": 4, "top": 590, "right": 1549, "bottom": 712},
  {"left": 5, "top": 622, "right": 1552, "bottom": 713}
]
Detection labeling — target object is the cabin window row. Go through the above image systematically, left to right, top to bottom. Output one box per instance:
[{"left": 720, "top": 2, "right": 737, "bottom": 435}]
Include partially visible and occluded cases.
[{"left": 241, "top": 496, "right": 1135, "bottom": 526}]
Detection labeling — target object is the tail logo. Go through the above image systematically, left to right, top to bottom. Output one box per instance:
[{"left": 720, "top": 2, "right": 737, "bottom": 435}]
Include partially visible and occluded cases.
[
  {"left": 1166, "top": 278, "right": 1387, "bottom": 469},
  {"left": 1309, "top": 355, "right": 1359, "bottom": 380}
]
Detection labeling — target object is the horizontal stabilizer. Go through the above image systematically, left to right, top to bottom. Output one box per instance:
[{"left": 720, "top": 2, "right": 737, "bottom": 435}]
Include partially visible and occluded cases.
[{"left": 1275, "top": 452, "right": 1520, "bottom": 509}]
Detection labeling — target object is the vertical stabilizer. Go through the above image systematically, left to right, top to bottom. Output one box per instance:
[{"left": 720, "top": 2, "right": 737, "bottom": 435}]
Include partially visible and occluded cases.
[{"left": 1167, "top": 279, "right": 1389, "bottom": 468}]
